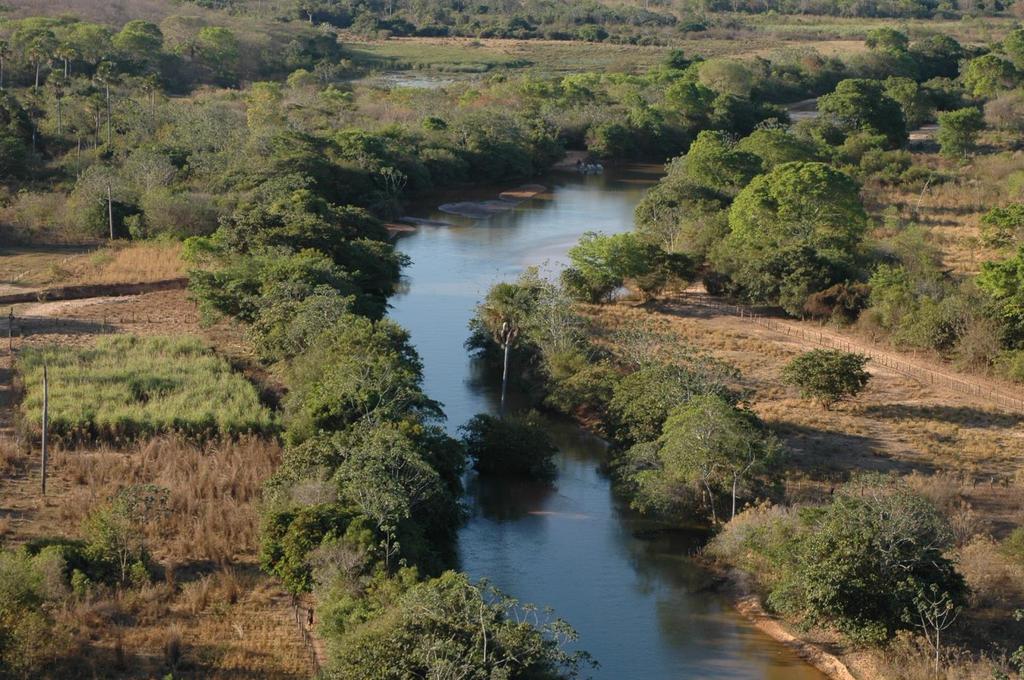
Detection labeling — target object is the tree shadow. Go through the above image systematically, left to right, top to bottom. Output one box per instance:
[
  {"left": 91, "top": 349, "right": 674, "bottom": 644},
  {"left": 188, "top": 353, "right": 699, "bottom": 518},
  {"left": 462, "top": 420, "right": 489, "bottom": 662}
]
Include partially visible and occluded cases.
[
  {"left": 14, "top": 317, "right": 110, "bottom": 338},
  {"left": 863, "top": 403, "right": 1024, "bottom": 429},
  {"left": 772, "top": 419, "right": 937, "bottom": 479}
]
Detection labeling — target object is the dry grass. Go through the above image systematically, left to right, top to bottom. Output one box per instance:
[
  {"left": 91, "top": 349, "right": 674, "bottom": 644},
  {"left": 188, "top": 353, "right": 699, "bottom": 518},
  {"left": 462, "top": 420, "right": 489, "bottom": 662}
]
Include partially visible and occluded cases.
[
  {"left": 0, "top": 241, "right": 185, "bottom": 292},
  {"left": 0, "top": 435, "right": 311, "bottom": 678},
  {"left": 38, "top": 436, "right": 282, "bottom": 563}
]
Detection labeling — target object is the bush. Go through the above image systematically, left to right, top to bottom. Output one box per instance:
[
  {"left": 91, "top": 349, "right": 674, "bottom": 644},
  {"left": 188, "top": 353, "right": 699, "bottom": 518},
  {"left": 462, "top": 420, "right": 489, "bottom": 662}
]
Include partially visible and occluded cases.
[
  {"left": 18, "top": 336, "right": 275, "bottom": 443},
  {"left": 782, "top": 349, "right": 870, "bottom": 409},
  {"left": 459, "top": 412, "right": 557, "bottom": 479},
  {"left": 764, "top": 480, "right": 966, "bottom": 644}
]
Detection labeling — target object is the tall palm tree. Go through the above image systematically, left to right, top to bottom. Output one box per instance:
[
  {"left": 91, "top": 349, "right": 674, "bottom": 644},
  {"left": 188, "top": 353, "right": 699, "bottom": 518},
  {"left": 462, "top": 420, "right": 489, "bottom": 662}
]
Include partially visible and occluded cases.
[
  {"left": 55, "top": 42, "right": 77, "bottom": 79},
  {"left": 94, "top": 61, "right": 117, "bottom": 146},
  {"left": 478, "top": 282, "right": 535, "bottom": 416}
]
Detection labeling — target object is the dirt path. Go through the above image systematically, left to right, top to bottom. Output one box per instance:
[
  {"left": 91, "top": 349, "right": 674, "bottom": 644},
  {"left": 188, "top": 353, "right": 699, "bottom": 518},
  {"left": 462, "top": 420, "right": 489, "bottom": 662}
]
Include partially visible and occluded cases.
[{"left": 661, "top": 292, "right": 1024, "bottom": 414}]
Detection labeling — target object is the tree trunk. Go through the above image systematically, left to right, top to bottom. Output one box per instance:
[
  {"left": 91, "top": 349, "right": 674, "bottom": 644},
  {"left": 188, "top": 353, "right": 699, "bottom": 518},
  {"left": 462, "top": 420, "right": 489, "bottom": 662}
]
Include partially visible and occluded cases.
[
  {"left": 63, "top": 57, "right": 68, "bottom": 79},
  {"left": 34, "top": 61, "right": 40, "bottom": 89},
  {"left": 105, "top": 84, "right": 112, "bottom": 146},
  {"left": 56, "top": 96, "right": 62, "bottom": 135},
  {"left": 107, "top": 183, "right": 115, "bottom": 240},
  {"left": 500, "top": 341, "right": 511, "bottom": 416},
  {"left": 41, "top": 364, "right": 48, "bottom": 496},
  {"left": 732, "top": 474, "right": 738, "bottom": 520},
  {"left": 703, "top": 479, "right": 718, "bottom": 525}
]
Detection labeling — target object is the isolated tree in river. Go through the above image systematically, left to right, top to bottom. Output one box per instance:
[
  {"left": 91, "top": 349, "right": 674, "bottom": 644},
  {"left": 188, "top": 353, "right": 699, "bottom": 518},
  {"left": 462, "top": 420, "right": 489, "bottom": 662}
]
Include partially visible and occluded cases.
[
  {"left": 476, "top": 281, "right": 537, "bottom": 415},
  {"left": 782, "top": 349, "right": 870, "bottom": 410}
]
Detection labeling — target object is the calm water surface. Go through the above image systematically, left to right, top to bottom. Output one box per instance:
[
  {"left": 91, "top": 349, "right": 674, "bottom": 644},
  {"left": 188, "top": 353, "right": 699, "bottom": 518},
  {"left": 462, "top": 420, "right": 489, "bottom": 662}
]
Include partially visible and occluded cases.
[{"left": 388, "top": 167, "right": 825, "bottom": 680}]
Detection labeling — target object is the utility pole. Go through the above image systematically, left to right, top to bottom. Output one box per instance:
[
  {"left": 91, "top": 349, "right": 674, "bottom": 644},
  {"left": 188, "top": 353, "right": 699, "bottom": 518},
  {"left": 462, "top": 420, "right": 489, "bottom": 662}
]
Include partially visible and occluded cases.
[{"left": 41, "top": 363, "right": 48, "bottom": 496}]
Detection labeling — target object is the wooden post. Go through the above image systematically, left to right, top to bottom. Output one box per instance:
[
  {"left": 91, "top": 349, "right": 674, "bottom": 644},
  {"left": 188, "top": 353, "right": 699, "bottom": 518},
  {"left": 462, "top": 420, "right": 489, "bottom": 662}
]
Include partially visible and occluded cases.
[{"left": 41, "top": 363, "right": 48, "bottom": 496}]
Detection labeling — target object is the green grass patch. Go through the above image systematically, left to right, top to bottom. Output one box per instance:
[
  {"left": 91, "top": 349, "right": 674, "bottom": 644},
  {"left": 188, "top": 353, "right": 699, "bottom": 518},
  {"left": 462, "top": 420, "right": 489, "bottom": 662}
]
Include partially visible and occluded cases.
[
  {"left": 345, "top": 40, "right": 529, "bottom": 73},
  {"left": 18, "top": 335, "right": 275, "bottom": 444}
]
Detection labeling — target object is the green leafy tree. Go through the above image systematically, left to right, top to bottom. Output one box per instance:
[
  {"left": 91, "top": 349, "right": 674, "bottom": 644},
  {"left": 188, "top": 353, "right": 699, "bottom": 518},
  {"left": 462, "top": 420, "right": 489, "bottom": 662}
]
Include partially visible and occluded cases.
[
  {"left": 112, "top": 20, "right": 163, "bottom": 66},
  {"left": 197, "top": 26, "right": 240, "bottom": 85},
  {"left": 865, "top": 28, "right": 909, "bottom": 53},
  {"left": 1005, "top": 28, "right": 1024, "bottom": 72},
  {"left": 961, "top": 54, "right": 1018, "bottom": 98},
  {"left": 883, "top": 76, "right": 932, "bottom": 129},
  {"left": 818, "top": 79, "right": 907, "bottom": 148},
  {"left": 936, "top": 107, "right": 985, "bottom": 158},
  {"left": 736, "top": 128, "right": 821, "bottom": 170},
  {"left": 681, "top": 129, "right": 762, "bottom": 194},
  {"left": 713, "top": 162, "right": 867, "bottom": 313},
  {"left": 980, "top": 204, "right": 1024, "bottom": 248},
  {"left": 562, "top": 231, "right": 688, "bottom": 303},
  {"left": 977, "top": 247, "right": 1024, "bottom": 348},
  {"left": 474, "top": 279, "right": 542, "bottom": 414},
  {"left": 284, "top": 314, "right": 441, "bottom": 443},
  {"left": 782, "top": 349, "right": 871, "bottom": 410},
  {"left": 606, "top": 361, "right": 736, "bottom": 446},
  {"left": 627, "top": 394, "right": 777, "bottom": 524},
  {"left": 460, "top": 412, "right": 557, "bottom": 479},
  {"left": 335, "top": 425, "right": 447, "bottom": 570},
  {"left": 768, "top": 480, "right": 966, "bottom": 644},
  {"left": 83, "top": 484, "right": 169, "bottom": 585},
  {"left": 324, "top": 572, "right": 590, "bottom": 679}
]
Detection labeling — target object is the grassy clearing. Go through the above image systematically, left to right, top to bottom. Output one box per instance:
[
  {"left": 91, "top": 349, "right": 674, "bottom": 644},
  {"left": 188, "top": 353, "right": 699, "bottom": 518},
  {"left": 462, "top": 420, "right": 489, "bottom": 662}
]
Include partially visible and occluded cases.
[
  {"left": 345, "top": 39, "right": 528, "bottom": 73},
  {"left": 0, "top": 241, "right": 185, "bottom": 291},
  {"left": 18, "top": 335, "right": 275, "bottom": 443}
]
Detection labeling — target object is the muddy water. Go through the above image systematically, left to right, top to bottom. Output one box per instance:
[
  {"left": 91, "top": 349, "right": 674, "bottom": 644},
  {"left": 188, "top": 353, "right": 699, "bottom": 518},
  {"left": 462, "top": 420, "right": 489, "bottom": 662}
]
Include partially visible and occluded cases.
[{"left": 388, "top": 166, "right": 826, "bottom": 679}]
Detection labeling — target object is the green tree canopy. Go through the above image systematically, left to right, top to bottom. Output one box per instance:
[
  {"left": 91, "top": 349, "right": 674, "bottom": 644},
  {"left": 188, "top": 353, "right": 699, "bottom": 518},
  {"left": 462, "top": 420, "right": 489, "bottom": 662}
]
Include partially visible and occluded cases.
[
  {"left": 961, "top": 54, "right": 1018, "bottom": 98},
  {"left": 818, "top": 78, "right": 907, "bottom": 148},
  {"left": 936, "top": 107, "right": 985, "bottom": 158},
  {"left": 713, "top": 162, "right": 867, "bottom": 313},
  {"left": 782, "top": 349, "right": 871, "bottom": 409},
  {"left": 625, "top": 394, "right": 777, "bottom": 524}
]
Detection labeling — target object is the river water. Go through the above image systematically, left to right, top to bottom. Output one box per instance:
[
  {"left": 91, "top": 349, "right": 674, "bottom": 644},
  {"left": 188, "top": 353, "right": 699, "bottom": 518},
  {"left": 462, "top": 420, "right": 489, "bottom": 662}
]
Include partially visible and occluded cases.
[{"left": 388, "top": 166, "right": 825, "bottom": 679}]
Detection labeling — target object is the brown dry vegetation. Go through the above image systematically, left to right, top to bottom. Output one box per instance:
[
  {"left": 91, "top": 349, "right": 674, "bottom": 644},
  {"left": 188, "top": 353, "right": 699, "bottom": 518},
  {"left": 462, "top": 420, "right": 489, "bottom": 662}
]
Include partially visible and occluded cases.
[
  {"left": 0, "top": 241, "right": 186, "bottom": 293},
  {"left": 0, "top": 432, "right": 313, "bottom": 679}
]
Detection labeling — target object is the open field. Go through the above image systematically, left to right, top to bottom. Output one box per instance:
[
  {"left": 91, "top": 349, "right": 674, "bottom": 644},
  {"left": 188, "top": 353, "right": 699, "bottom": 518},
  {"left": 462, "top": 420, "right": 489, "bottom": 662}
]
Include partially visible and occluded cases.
[{"left": 0, "top": 241, "right": 185, "bottom": 295}]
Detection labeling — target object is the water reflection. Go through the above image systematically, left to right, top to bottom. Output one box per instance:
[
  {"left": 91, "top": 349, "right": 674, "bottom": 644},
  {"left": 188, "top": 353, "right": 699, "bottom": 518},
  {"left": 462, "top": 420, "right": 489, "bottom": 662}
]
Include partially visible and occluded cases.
[{"left": 389, "top": 167, "right": 826, "bottom": 679}]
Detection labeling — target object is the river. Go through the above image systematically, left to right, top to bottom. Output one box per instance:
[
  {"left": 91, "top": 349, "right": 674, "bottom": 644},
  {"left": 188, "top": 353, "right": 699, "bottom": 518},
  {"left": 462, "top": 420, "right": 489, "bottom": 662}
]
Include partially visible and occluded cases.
[{"left": 388, "top": 166, "right": 826, "bottom": 679}]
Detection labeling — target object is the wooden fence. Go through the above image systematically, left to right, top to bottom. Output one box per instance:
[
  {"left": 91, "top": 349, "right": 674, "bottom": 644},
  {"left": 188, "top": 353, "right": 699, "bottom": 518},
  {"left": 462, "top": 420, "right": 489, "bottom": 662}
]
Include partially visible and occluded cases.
[{"left": 674, "top": 293, "right": 1024, "bottom": 414}]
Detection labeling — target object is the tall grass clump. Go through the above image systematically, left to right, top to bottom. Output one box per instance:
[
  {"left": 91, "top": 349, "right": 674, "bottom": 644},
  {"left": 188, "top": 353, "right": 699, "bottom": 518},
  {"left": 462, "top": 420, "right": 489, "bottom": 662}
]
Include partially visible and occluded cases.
[{"left": 18, "top": 335, "right": 275, "bottom": 444}]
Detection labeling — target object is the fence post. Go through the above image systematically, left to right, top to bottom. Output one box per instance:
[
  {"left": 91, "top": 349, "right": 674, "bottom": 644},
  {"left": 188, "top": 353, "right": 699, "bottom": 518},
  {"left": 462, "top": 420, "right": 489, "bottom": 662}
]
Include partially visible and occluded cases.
[{"left": 41, "top": 363, "right": 48, "bottom": 497}]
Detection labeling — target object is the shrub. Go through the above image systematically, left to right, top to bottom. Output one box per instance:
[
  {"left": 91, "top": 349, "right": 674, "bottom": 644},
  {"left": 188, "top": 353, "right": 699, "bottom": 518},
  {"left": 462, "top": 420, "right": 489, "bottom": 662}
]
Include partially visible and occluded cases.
[
  {"left": 18, "top": 336, "right": 275, "bottom": 443},
  {"left": 782, "top": 349, "right": 870, "bottom": 409},
  {"left": 459, "top": 412, "right": 557, "bottom": 479},
  {"left": 768, "top": 481, "right": 966, "bottom": 644},
  {"left": 323, "top": 571, "right": 590, "bottom": 678}
]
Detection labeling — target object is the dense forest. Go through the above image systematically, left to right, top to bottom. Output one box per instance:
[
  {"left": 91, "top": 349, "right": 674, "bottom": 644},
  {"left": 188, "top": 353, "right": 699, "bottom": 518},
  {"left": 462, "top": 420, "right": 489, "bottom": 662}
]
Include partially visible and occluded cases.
[{"left": 0, "top": 0, "right": 1022, "bottom": 678}]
